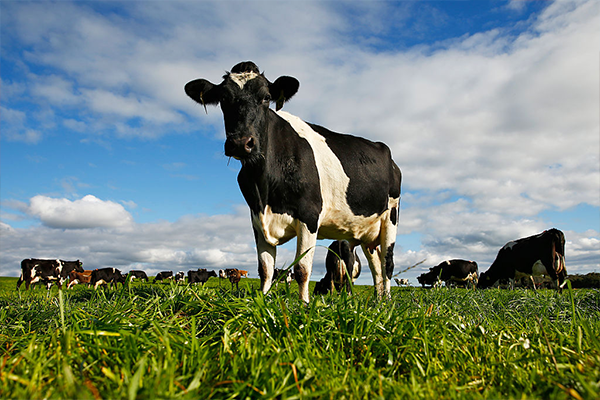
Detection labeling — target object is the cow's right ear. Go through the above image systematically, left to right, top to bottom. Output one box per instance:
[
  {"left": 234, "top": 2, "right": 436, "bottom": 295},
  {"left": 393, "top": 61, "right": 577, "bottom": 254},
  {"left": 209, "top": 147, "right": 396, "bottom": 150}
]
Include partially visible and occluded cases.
[{"left": 185, "top": 79, "right": 221, "bottom": 109}]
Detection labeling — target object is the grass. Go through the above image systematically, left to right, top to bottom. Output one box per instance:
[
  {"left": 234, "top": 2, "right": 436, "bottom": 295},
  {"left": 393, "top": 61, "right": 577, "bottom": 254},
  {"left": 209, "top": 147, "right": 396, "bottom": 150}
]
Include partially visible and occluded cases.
[{"left": 0, "top": 276, "right": 599, "bottom": 399}]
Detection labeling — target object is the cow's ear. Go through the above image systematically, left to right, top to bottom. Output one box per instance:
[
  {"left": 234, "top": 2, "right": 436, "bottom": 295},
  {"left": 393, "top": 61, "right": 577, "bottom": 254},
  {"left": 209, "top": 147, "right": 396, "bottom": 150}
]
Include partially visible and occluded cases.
[
  {"left": 270, "top": 76, "right": 299, "bottom": 111},
  {"left": 185, "top": 79, "right": 221, "bottom": 110}
]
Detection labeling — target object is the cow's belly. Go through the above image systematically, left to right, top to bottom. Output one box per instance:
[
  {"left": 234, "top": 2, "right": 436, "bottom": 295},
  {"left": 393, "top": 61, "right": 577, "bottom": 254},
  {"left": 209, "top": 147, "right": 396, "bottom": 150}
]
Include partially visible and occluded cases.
[
  {"left": 317, "top": 211, "right": 384, "bottom": 244},
  {"left": 515, "top": 260, "right": 548, "bottom": 279}
]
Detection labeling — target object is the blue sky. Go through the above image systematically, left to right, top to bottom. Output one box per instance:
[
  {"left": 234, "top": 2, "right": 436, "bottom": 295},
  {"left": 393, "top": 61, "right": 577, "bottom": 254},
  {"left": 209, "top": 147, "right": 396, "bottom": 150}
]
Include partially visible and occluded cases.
[{"left": 1, "top": 0, "right": 599, "bottom": 284}]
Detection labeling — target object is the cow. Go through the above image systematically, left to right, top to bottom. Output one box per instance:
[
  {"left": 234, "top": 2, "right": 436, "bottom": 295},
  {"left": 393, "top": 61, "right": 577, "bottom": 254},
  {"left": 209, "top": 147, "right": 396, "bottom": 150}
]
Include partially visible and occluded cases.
[
  {"left": 185, "top": 61, "right": 402, "bottom": 302},
  {"left": 478, "top": 229, "right": 567, "bottom": 291},
  {"left": 314, "top": 240, "right": 361, "bottom": 295},
  {"left": 17, "top": 259, "right": 84, "bottom": 290},
  {"left": 417, "top": 260, "right": 479, "bottom": 288},
  {"left": 90, "top": 268, "right": 127, "bottom": 290},
  {"left": 226, "top": 268, "right": 242, "bottom": 291},
  {"left": 272, "top": 268, "right": 293, "bottom": 289},
  {"left": 188, "top": 269, "right": 217, "bottom": 285},
  {"left": 218, "top": 269, "right": 227, "bottom": 279},
  {"left": 67, "top": 270, "right": 93, "bottom": 289},
  {"left": 128, "top": 270, "right": 149, "bottom": 282},
  {"left": 239, "top": 270, "right": 249, "bottom": 278},
  {"left": 154, "top": 271, "right": 173, "bottom": 283},
  {"left": 174, "top": 271, "right": 185, "bottom": 283},
  {"left": 395, "top": 278, "right": 409, "bottom": 286}
]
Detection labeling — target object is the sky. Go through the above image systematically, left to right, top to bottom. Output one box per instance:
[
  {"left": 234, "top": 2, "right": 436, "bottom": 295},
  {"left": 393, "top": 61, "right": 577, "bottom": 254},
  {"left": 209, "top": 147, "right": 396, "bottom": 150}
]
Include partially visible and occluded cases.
[{"left": 1, "top": 0, "right": 599, "bottom": 285}]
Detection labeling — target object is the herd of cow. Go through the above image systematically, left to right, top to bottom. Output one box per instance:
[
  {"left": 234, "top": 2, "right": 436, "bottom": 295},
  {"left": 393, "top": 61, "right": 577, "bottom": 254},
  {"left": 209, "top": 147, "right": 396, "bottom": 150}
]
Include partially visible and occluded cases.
[
  {"left": 16, "top": 227, "right": 567, "bottom": 294},
  {"left": 15, "top": 260, "right": 257, "bottom": 291}
]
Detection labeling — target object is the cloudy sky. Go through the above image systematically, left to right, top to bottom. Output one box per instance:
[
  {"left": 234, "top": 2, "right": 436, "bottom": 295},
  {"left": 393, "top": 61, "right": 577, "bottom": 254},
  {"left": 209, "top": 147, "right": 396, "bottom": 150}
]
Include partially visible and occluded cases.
[{"left": 1, "top": 0, "right": 598, "bottom": 285}]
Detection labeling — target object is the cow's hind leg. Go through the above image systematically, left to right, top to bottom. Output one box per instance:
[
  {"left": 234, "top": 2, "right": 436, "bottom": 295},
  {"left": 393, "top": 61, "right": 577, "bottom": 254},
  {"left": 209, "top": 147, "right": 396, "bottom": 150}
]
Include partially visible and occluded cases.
[
  {"left": 378, "top": 203, "right": 399, "bottom": 298},
  {"left": 362, "top": 245, "right": 384, "bottom": 298}
]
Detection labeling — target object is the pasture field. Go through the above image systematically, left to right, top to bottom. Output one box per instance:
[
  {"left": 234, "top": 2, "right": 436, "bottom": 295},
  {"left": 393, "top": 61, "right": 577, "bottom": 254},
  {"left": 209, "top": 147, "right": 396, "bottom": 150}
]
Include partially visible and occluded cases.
[{"left": 1, "top": 276, "right": 599, "bottom": 399}]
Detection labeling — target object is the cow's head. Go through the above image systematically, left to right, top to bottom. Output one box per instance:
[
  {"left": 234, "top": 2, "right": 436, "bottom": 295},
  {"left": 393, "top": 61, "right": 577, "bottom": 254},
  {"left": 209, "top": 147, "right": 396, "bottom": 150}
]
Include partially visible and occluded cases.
[
  {"left": 185, "top": 61, "right": 299, "bottom": 162},
  {"left": 76, "top": 260, "right": 84, "bottom": 272}
]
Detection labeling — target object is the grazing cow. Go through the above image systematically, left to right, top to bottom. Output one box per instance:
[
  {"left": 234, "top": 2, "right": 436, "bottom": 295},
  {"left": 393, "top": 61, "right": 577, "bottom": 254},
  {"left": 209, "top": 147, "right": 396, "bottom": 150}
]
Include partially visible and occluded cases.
[
  {"left": 185, "top": 61, "right": 402, "bottom": 302},
  {"left": 478, "top": 229, "right": 567, "bottom": 290},
  {"left": 314, "top": 240, "right": 361, "bottom": 295},
  {"left": 17, "top": 259, "right": 84, "bottom": 290},
  {"left": 417, "top": 260, "right": 479, "bottom": 288},
  {"left": 90, "top": 268, "right": 126, "bottom": 290},
  {"left": 226, "top": 268, "right": 242, "bottom": 291},
  {"left": 188, "top": 269, "right": 217, "bottom": 285},
  {"left": 67, "top": 270, "right": 93, "bottom": 289},
  {"left": 128, "top": 270, "right": 149, "bottom": 282},
  {"left": 239, "top": 270, "right": 249, "bottom": 278},
  {"left": 154, "top": 271, "right": 173, "bottom": 283},
  {"left": 174, "top": 271, "right": 185, "bottom": 283},
  {"left": 395, "top": 278, "right": 409, "bottom": 286}
]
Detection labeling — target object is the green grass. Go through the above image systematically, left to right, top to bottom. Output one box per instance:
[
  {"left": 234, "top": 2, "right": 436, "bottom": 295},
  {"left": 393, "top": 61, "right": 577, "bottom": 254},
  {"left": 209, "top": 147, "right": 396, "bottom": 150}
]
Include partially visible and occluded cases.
[{"left": 0, "top": 276, "right": 599, "bottom": 399}]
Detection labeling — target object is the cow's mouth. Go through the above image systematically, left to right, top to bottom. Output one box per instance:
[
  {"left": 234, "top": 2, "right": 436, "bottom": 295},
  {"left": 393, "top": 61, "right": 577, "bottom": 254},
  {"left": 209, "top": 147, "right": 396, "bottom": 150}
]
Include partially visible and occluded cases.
[{"left": 225, "top": 136, "right": 255, "bottom": 159}]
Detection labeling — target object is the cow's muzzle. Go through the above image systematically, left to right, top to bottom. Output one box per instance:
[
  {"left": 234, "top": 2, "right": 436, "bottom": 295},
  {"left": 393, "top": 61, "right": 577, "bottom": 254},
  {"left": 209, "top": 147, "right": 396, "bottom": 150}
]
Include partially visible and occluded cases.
[{"left": 225, "top": 136, "right": 255, "bottom": 159}]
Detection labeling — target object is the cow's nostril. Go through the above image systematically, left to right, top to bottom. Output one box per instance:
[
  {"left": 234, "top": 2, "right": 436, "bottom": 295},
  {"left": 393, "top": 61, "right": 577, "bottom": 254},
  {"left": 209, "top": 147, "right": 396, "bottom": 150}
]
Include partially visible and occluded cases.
[{"left": 245, "top": 137, "right": 255, "bottom": 153}]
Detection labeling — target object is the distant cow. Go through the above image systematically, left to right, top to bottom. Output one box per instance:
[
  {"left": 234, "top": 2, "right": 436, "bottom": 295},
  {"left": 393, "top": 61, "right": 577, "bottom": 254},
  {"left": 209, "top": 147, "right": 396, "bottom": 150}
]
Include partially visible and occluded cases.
[
  {"left": 185, "top": 61, "right": 401, "bottom": 302},
  {"left": 478, "top": 229, "right": 567, "bottom": 290},
  {"left": 314, "top": 240, "right": 361, "bottom": 295},
  {"left": 17, "top": 259, "right": 84, "bottom": 290},
  {"left": 417, "top": 260, "right": 479, "bottom": 288},
  {"left": 90, "top": 268, "right": 126, "bottom": 290},
  {"left": 226, "top": 268, "right": 242, "bottom": 291},
  {"left": 273, "top": 268, "right": 293, "bottom": 289},
  {"left": 188, "top": 269, "right": 217, "bottom": 285},
  {"left": 67, "top": 270, "right": 93, "bottom": 289},
  {"left": 128, "top": 270, "right": 149, "bottom": 282},
  {"left": 239, "top": 270, "right": 249, "bottom": 278},
  {"left": 154, "top": 271, "right": 173, "bottom": 283},
  {"left": 174, "top": 271, "right": 185, "bottom": 283},
  {"left": 395, "top": 278, "right": 409, "bottom": 286}
]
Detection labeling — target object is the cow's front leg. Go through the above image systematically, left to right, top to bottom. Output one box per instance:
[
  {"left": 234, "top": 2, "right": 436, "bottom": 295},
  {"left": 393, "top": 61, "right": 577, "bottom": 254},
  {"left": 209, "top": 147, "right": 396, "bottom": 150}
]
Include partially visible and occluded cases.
[
  {"left": 294, "top": 223, "right": 318, "bottom": 303},
  {"left": 255, "top": 228, "right": 277, "bottom": 294},
  {"left": 362, "top": 245, "right": 385, "bottom": 298}
]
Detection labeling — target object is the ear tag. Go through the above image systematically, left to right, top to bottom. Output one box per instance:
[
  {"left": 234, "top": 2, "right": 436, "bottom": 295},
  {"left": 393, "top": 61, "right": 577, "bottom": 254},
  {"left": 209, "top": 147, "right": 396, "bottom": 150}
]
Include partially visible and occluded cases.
[
  {"left": 276, "top": 90, "right": 285, "bottom": 111},
  {"left": 200, "top": 92, "right": 208, "bottom": 114}
]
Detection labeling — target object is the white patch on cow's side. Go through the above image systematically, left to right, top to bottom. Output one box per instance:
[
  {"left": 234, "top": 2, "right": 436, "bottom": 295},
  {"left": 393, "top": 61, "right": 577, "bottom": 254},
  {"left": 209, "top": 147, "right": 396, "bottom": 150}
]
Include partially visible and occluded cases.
[
  {"left": 230, "top": 72, "right": 259, "bottom": 89},
  {"left": 276, "top": 111, "right": 393, "bottom": 245},
  {"left": 56, "top": 260, "right": 63, "bottom": 274},
  {"left": 30, "top": 265, "right": 38, "bottom": 279}
]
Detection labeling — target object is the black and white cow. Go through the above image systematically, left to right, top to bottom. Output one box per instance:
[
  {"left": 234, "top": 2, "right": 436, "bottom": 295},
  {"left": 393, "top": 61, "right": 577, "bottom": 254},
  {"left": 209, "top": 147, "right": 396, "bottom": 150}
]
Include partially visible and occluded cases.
[
  {"left": 185, "top": 61, "right": 402, "bottom": 302},
  {"left": 478, "top": 229, "right": 567, "bottom": 290},
  {"left": 314, "top": 240, "right": 361, "bottom": 295},
  {"left": 17, "top": 259, "right": 84, "bottom": 290},
  {"left": 417, "top": 260, "right": 479, "bottom": 288},
  {"left": 272, "top": 267, "right": 293, "bottom": 288},
  {"left": 90, "top": 268, "right": 127, "bottom": 290},
  {"left": 188, "top": 269, "right": 217, "bottom": 285},
  {"left": 128, "top": 270, "right": 149, "bottom": 282},
  {"left": 154, "top": 271, "right": 173, "bottom": 283},
  {"left": 174, "top": 271, "right": 185, "bottom": 283}
]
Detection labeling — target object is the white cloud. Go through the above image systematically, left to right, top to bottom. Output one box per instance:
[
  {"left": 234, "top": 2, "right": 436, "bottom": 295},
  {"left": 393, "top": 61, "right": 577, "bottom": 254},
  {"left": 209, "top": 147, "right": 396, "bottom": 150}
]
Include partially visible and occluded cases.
[{"left": 28, "top": 195, "right": 133, "bottom": 229}]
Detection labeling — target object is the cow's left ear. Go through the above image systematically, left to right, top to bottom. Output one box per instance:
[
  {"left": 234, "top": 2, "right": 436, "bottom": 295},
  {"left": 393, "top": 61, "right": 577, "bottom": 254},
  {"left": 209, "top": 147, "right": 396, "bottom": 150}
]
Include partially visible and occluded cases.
[{"left": 270, "top": 76, "right": 299, "bottom": 111}]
